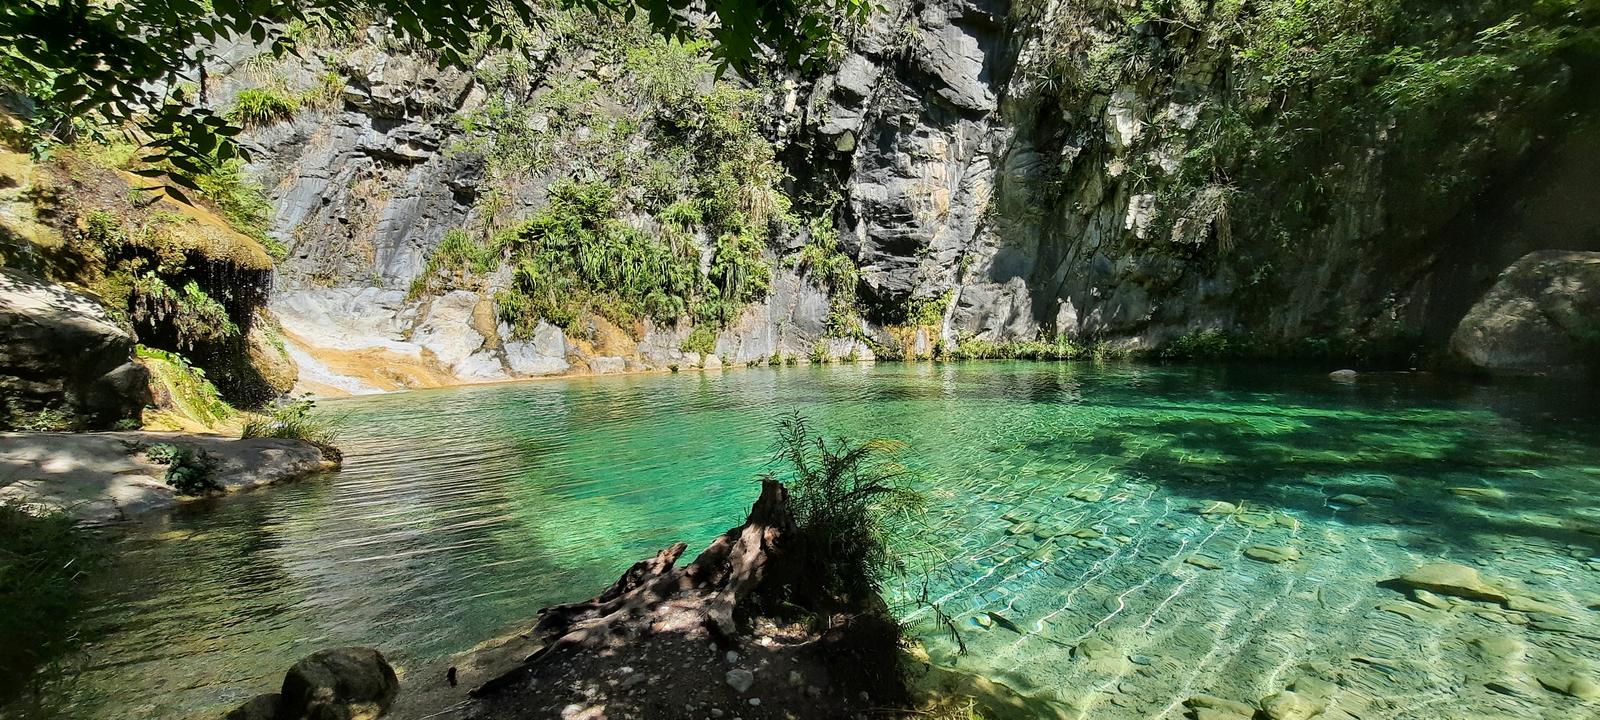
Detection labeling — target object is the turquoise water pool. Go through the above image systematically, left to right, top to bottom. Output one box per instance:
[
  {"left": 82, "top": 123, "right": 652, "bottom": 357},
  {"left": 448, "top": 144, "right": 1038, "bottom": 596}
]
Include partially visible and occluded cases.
[{"left": 42, "top": 363, "right": 1600, "bottom": 718}]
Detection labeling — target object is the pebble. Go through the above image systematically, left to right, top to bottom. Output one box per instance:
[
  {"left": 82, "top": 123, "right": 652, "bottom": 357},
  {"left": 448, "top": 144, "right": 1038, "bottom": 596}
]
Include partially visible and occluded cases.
[
  {"left": 1198, "top": 501, "right": 1239, "bottom": 516},
  {"left": 725, "top": 651, "right": 739, "bottom": 663},
  {"left": 724, "top": 669, "right": 754, "bottom": 694},
  {"left": 747, "top": 698, "right": 761, "bottom": 707}
]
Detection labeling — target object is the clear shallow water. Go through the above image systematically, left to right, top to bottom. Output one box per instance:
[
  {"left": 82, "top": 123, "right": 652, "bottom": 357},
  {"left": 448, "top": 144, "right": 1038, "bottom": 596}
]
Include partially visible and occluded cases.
[{"left": 43, "top": 363, "right": 1600, "bottom": 718}]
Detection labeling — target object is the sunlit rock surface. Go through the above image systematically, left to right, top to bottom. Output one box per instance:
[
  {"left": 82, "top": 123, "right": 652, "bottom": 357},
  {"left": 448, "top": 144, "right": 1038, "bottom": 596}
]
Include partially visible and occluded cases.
[
  {"left": 0, "top": 268, "right": 149, "bottom": 429},
  {"left": 0, "top": 431, "right": 336, "bottom": 524}
]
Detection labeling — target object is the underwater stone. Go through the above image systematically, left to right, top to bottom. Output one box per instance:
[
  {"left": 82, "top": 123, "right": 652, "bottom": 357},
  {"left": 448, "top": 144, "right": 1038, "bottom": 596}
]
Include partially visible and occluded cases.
[
  {"left": 1329, "top": 369, "right": 1358, "bottom": 380},
  {"left": 1068, "top": 487, "right": 1104, "bottom": 502},
  {"left": 1448, "top": 487, "right": 1507, "bottom": 501},
  {"left": 1328, "top": 493, "right": 1368, "bottom": 506},
  {"left": 1198, "top": 501, "right": 1239, "bottom": 516},
  {"left": 1234, "top": 513, "right": 1273, "bottom": 528},
  {"left": 1070, "top": 528, "right": 1103, "bottom": 539},
  {"left": 1244, "top": 545, "right": 1301, "bottom": 564},
  {"left": 1185, "top": 556, "right": 1222, "bottom": 570},
  {"left": 1393, "top": 562, "right": 1508, "bottom": 602},
  {"left": 1411, "top": 589, "right": 1451, "bottom": 609},
  {"left": 1505, "top": 595, "right": 1575, "bottom": 618},
  {"left": 1376, "top": 602, "right": 1431, "bottom": 622},
  {"left": 1468, "top": 636, "right": 1525, "bottom": 663},
  {"left": 1073, "top": 637, "right": 1115, "bottom": 660},
  {"left": 1537, "top": 673, "right": 1600, "bottom": 701},
  {"left": 1260, "top": 690, "right": 1323, "bottom": 720},
  {"left": 1184, "top": 694, "right": 1256, "bottom": 718}
]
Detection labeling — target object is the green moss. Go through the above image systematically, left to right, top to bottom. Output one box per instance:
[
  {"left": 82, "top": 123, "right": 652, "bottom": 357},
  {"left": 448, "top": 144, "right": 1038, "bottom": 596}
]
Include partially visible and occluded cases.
[
  {"left": 194, "top": 159, "right": 283, "bottom": 261},
  {"left": 128, "top": 273, "right": 240, "bottom": 349},
  {"left": 906, "top": 291, "right": 953, "bottom": 328},
  {"left": 945, "top": 336, "right": 1083, "bottom": 361},
  {"left": 136, "top": 345, "right": 235, "bottom": 428}
]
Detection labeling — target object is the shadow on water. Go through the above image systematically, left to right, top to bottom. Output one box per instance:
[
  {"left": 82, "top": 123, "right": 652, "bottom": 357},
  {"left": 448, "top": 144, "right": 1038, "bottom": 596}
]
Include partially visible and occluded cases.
[{"left": 1004, "top": 367, "right": 1600, "bottom": 557}]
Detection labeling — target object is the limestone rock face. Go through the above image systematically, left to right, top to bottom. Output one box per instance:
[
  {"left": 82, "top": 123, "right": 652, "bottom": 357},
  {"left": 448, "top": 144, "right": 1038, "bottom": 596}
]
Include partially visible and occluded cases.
[
  {"left": 1450, "top": 251, "right": 1600, "bottom": 376},
  {"left": 0, "top": 268, "right": 149, "bottom": 429},
  {"left": 279, "top": 647, "right": 399, "bottom": 720}
]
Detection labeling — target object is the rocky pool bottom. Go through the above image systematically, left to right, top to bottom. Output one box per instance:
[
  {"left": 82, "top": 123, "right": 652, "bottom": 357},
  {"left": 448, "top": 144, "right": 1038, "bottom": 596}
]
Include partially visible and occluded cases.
[{"left": 30, "top": 363, "right": 1600, "bottom": 719}]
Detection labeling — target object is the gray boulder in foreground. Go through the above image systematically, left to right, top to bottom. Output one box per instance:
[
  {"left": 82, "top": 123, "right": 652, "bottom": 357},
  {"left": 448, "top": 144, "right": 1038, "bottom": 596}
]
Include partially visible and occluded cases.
[
  {"left": 1450, "top": 251, "right": 1600, "bottom": 376},
  {"left": 0, "top": 268, "right": 149, "bottom": 429},
  {"left": 227, "top": 647, "right": 399, "bottom": 720}
]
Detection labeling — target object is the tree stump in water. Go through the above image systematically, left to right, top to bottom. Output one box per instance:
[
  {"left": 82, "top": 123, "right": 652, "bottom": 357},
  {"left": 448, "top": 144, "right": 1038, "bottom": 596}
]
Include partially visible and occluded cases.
[{"left": 473, "top": 478, "right": 795, "bottom": 697}]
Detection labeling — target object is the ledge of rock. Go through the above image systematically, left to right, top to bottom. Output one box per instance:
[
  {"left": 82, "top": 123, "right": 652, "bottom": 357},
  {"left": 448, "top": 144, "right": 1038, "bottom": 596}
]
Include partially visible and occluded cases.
[{"left": 0, "top": 431, "right": 339, "bottom": 525}]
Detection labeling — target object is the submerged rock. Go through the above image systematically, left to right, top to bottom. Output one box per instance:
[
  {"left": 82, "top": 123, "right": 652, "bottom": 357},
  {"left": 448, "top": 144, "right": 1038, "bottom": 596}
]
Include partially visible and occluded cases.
[
  {"left": 1328, "top": 369, "right": 1358, "bottom": 381},
  {"left": 1067, "top": 487, "right": 1104, "bottom": 502},
  {"left": 1328, "top": 493, "right": 1369, "bottom": 507},
  {"left": 1197, "top": 501, "right": 1239, "bottom": 516},
  {"left": 1244, "top": 545, "right": 1301, "bottom": 564},
  {"left": 1185, "top": 556, "right": 1223, "bottom": 570},
  {"left": 1392, "top": 562, "right": 1507, "bottom": 602},
  {"left": 1505, "top": 594, "right": 1575, "bottom": 618},
  {"left": 1537, "top": 673, "right": 1600, "bottom": 701},
  {"left": 1260, "top": 690, "right": 1323, "bottom": 720},
  {"left": 1183, "top": 694, "right": 1256, "bottom": 719}
]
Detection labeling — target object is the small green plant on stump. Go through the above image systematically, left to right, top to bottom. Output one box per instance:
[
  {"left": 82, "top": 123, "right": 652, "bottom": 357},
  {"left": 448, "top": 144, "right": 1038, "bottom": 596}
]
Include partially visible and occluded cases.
[{"left": 765, "top": 411, "right": 922, "bottom": 607}]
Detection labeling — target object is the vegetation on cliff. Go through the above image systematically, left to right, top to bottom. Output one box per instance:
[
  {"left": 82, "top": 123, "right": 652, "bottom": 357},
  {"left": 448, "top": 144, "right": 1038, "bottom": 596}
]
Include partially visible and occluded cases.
[
  {"left": 0, "top": 0, "right": 867, "bottom": 199},
  {"left": 1014, "top": 0, "right": 1600, "bottom": 355},
  {"left": 411, "top": 19, "right": 862, "bottom": 341}
]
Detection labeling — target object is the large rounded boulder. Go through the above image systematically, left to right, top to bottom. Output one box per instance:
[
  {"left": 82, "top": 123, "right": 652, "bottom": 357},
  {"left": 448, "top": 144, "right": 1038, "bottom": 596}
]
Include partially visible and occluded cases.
[
  {"left": 1450, "top": 250, "right": 1600, "bottom": 376},
  {"left": 0, "top": 267, "right": 149, "bottom": 429},
  {"left": 280, "top": 647, "right": 399, "bottom": 720}
]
